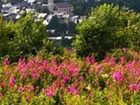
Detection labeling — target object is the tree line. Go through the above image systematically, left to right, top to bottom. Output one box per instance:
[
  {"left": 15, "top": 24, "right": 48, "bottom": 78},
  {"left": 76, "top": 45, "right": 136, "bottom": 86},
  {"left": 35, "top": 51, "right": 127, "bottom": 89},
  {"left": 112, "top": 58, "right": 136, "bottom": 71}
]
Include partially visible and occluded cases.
[{"left": 0, "top": 4, "right": 140, "bottom": 61}]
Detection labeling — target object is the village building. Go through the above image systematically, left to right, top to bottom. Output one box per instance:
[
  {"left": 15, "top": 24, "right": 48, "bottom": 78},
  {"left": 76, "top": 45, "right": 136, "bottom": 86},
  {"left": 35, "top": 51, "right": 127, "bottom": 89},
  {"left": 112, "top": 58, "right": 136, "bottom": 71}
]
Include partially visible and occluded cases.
[
  {"left": 47, "top": 0, "right": 73, "bottom": 14},
  {"left": 54, "top": 2, "right": 73, "bottom": 14}
]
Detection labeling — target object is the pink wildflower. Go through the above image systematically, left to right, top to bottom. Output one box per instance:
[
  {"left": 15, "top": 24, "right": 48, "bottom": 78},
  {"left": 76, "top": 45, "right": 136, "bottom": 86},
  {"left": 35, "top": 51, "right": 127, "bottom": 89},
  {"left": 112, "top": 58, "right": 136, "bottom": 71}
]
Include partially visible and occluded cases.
[
  {"left": 85, "top": 56, "right": 95, "bottom": 64},
  {"left": 3, "top": 57, "right": 10, "bottom": 66},
  {"left": 119, "top": 57, "right": 125, "bottom": 64},
  {"left": 42, "top": 60, "right": 48, "bottom": 70},
  {"left": 68, "top": 63, "right": 79, "bottom": 76},
  {"left": 98, "top": 64, "right": 103, "bottom": 74},
  {"left": 30, "top": 69, "right": 40, "bottom": 80},
  {"left": 56, "top": 70, "right": 63, "bottom": 77},
  {"left": 113, "top": 71, "right": 123, "bottom": 83},
  {"left": 64, "top": 75, "right": 70, "bottom": 82},
  {"left": 79, "top": 76, "right": 83, "bottom": 81},
  {"left": 9, "top": 77, "right": 16, "bottom": 87},
  {"left": 61, "top": 80, "right": 66, "bottom": 87},
  {"left": 1, "top": 82, "right": 6, "bottom": 88},
  {"left": 129, "top": 84, "right": 139, "bottom": 91},
  {"left": 18, "top": 85, "right": 34, "bottom": 93},
  {"left": 18, "top": 86, "right": 25, "bottom": 93},
  {"left": 68, "top": 86, "right": 78, "bottom": 95},
  {"left": 44, "top": 88, "right": 55, "bottom": 97}
]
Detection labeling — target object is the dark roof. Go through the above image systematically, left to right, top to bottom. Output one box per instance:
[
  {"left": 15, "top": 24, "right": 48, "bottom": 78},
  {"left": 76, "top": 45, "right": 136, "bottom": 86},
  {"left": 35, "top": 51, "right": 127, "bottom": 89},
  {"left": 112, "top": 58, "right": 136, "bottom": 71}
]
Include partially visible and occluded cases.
[{"left": 55, "top": 2, "right": 73, "bottom": 8}]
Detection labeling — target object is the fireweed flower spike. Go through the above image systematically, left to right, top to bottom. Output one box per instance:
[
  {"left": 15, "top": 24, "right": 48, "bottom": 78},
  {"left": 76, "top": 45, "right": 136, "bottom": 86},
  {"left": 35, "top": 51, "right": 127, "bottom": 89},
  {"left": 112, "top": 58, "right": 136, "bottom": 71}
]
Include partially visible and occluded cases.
[
  {"left": 3, "top": 57, "right": 10, "bottom": 66},
  {"left": 113, "top": 71, "right": 123, "bottom": 84},
  {"left": 9, "top": 77, "right": 16, "bottom": 87},
  {"left": 129, "top": 84, "right": 139, "bottom": 91},
  {"left": 68, "top": 86, "right": 79, "bottom": 95},
  {"left": 44, "top": 88, "right": 55, "bottom": 97}
]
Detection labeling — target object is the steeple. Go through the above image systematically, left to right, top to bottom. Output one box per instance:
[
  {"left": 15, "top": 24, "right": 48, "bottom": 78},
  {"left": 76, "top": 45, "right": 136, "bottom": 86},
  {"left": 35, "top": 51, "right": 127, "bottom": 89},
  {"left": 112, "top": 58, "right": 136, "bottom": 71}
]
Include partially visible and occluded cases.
[{"left": 48, "top": 0, "right": 54, "bottom": 12}]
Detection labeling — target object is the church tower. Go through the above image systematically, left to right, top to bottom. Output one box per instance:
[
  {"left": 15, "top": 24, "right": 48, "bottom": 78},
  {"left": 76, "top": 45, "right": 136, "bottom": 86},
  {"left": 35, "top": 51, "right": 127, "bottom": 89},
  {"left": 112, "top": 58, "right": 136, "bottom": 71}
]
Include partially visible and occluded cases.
[{"left": 48, "top": 0, "right": 54, "bottom": 12}]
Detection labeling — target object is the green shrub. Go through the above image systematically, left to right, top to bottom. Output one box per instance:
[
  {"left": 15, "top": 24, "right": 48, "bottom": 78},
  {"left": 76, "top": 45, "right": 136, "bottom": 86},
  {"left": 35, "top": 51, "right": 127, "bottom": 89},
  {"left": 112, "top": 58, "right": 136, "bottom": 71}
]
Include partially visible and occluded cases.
[
  {"left": 73, "top": 4, "right": 140, "bottom": 60},
  {"left": 0, "top": 13, "right": 64, "bottom": 61}
]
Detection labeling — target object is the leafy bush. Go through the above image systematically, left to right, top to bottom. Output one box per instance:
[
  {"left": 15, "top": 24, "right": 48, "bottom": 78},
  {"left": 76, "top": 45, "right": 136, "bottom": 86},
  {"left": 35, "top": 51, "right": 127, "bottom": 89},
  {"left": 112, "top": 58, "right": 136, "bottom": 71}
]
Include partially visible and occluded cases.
[
  {"left": 73, "top": 4, "right": 140, "bottom": 59},
  {"left": 0, "top": 13, "right": 64, "bottom": 61},
  {"left": 8, "top": 13, "right": 48, "bottom": 59},
  {"left": 0, "top": 15, "right": 12, "bottom": 58}
]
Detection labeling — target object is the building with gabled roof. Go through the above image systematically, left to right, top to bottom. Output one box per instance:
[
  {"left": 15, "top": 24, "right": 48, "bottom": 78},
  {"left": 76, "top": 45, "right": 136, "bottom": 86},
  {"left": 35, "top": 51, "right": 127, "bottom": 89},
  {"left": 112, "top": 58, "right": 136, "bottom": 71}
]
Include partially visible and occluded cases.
[
  {"left": 47, "top": 0, "right": 73, "bottom": 14},
  {"left": 54, "top": 2, "right": 73, "bottom": 14}
]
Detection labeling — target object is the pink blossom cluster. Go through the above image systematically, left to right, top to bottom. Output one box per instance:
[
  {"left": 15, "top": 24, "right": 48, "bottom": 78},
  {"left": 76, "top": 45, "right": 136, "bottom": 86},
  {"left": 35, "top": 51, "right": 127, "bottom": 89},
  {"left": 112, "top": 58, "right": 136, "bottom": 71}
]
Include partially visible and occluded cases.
[
  {"left": 0, "top": 55, "right": 140, "bottom": 100},
  {"left": 113, "top": 71, "right": 123, "bottom": 84}
]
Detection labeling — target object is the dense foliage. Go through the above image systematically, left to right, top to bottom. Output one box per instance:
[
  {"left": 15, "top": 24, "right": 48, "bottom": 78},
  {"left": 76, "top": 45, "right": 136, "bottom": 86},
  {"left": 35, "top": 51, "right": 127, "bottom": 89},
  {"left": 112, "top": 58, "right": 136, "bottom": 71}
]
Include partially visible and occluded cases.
[
  {"left": 73, "top": 4, "right": 140, "bottom": 59},
  {"left": 0, "top": 13, "right": 63, "bottom": 61},
  {"left": 0, "top": 13, "right": 45, "bottom": 60},
  {"left": 0, "top": 49, "right": 140, "bottom": 104}
]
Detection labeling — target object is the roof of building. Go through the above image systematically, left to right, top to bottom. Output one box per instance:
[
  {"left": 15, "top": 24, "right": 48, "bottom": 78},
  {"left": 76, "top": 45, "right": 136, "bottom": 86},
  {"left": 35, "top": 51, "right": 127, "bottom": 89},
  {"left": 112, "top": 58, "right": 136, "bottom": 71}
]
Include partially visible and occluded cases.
[{"left": 55, "top": 2, "right": 73, "bottom": 8}]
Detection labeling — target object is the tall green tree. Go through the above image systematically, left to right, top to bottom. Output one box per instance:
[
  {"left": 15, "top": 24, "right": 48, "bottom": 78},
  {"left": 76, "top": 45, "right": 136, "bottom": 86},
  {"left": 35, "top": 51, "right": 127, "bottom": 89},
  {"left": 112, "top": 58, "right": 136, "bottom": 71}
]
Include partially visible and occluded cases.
[
  {"left": 73, "top": 4, "right": 140, "bottom": 59},
  {"left": 0, "top": 13, "right": 50, "bottom": 60},
  {"left": 10, "top": 13, "right": 47, "bottom": 56},
  {"left": 0, "top": 15, "right": 10, "bottom": 57}
]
